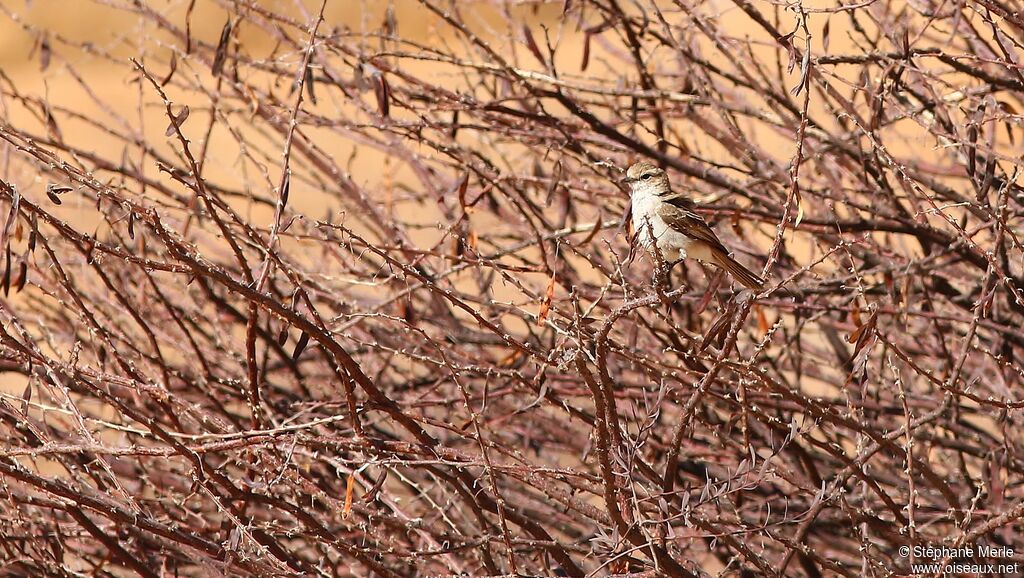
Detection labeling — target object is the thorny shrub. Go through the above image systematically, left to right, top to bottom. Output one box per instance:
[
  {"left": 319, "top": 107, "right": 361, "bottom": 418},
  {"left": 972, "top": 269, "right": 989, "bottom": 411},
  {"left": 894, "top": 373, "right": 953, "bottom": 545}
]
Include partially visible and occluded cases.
[{"left": 0, "top": 0, "right": 1023, "bottom": 576}]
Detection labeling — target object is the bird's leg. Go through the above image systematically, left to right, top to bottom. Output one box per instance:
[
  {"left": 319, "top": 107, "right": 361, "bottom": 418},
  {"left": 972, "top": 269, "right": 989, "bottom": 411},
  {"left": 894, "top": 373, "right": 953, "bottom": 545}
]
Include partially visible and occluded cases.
[
  {"left": 651, "top": 253, "right": 675, "bottom": 314},
  {"left": 665, "top": 258, "right": 684, "bottom": 288},
  {"left": 656, "top": 259, "right": 690, "bottom": 317}
]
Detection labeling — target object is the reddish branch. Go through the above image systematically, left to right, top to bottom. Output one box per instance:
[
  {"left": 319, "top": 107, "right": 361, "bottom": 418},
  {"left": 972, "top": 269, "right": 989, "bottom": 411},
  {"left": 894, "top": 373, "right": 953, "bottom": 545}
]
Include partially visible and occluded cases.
[{"left": 0, "top": 0, "right": 1022, "bottom": 576}]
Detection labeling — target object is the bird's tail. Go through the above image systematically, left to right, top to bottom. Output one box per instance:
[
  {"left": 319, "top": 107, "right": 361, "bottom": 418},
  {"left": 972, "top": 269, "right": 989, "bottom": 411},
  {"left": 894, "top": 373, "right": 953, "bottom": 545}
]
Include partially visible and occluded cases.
[{"left": 712, "top": 251, "right": 765, "bottom": 291}]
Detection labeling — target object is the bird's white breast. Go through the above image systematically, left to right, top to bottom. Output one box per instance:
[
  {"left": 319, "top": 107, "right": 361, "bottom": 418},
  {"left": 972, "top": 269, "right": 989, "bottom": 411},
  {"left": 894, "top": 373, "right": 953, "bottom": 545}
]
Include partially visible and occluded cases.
[{"left": 630, "top": 190, "right": 692, "bottom": 262}]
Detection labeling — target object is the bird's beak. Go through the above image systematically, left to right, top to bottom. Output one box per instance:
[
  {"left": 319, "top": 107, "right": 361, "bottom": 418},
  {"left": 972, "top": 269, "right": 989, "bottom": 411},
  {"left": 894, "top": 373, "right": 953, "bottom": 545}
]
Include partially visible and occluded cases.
[{"left": 620, "top": 176, "right": 633, "bottom": 184}]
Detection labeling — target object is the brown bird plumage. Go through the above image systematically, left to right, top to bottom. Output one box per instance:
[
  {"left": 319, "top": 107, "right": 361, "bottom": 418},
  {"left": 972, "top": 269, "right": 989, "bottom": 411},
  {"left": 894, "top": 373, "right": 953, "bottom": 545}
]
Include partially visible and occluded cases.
[{"left": 624, "top": 161, "right": 764, "bottom": 291}]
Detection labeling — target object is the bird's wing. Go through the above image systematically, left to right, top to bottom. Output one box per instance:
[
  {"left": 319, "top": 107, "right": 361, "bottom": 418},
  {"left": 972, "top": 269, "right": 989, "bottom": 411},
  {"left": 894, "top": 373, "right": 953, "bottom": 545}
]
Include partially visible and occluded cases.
[{"left": 656, "top": 198, "right": 731, "bottom": 254}]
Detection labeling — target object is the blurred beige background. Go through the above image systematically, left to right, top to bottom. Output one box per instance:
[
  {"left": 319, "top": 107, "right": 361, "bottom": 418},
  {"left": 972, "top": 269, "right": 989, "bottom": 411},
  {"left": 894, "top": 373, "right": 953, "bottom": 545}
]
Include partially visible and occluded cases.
[{"left": 0, "top": 1, "right": 578, "bottom": 223}]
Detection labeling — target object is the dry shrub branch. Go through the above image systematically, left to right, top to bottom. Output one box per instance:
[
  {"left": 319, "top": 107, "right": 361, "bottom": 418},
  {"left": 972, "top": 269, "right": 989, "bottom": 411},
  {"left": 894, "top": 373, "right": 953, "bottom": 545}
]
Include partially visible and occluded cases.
[{"left": 0, "top": 0, "right": 1023, "bottom": 576}]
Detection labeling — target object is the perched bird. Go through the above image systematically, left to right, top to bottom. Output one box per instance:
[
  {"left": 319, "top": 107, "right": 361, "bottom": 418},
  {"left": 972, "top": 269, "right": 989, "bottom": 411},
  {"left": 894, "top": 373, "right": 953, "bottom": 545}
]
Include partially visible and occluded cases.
[{"left": 623, "top": 161, "right": 765, "bottom": 291}]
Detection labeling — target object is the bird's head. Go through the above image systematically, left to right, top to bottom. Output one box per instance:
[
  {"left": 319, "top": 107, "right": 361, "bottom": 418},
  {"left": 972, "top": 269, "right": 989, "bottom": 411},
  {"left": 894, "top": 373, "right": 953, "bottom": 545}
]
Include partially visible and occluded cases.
[{"left": 622, "top": 161, "right": 670, "bottom": 196}]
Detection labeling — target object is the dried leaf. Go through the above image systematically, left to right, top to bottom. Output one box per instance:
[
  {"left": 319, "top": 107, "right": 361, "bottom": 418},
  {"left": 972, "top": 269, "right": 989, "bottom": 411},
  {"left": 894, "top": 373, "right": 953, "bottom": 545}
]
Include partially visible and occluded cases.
[
  {"left": 383, "top": 5, "right": 397, "bottom": 37},
  {"left": 822, "top": 17, "right": 831, "bottom": 54},
  {"left": 211, "top": 19, "right": 232, "bottom": 76},
  {"left": 523, "top": 24, "right": 545, "bottom": 64},
  {"left": 581, "top": 32, "right": 592, "bottom": 71},
  {"left": 39, "top": 34, "right": 51, "bottom": 71},
  {"left": 791, "top": 49, "right": 810, "bottom": 96},
  {"left": 161, "top": 51, "right": 178, "bottom": 86},
  {"left": 304, "top": 62, "right": 317, "bottom": 105},
  {"left": 859, "top": 67, "right": 873, "bottom": 110},
  {"left": 372, "top": 72, "right": 390, "bottom": 117},
  {"left": 998, "top": 100, "right": 1017, "bottom": 145},
  {"left": 164, "top": 105, "right": 190, "bottom": 137},
  {"left": 44, "top": 109, "right": 61, "bottom": 141},
  {"left": 449, "top": 109, "right": 459, "bottom": 140},
  {"left": 966, "top": 122, "right": 978, "bottom": 179},
  {"left": 545, "top": 160, "right": 562, "bottom": 205},
  {"left": 980, "top": 160, "right": 996, "bottom": 200},
  {"left": 280, "top": 172, "right": 291, "bottom": 211},
  {"left": 457, "top": 173, "right": 470, "bottom": 209},
  {"left": 1, "top": 186, "right": 20, "bottom": 252},
  {"left": 43, "top": 186, "right": 72, "bottom": 199},
  {"left": 4, "top": 188, "right": 19, "bottom": 235},
  {"left": 28, "top": 212, "right": 37, "bottom": 253},
  {"left": 127, "top": 212, "right": 135, "bottom": 240},
  {"left": 579, "top": 213, "right": 602, "bottom": 246},
  {"left": 280, "top": 215, "right": 299, "bottom": 234},
  {"left": 452, "top": 230, "right": 465, "bottom": 257},
  {"left": 84, "top": 235, "right": 96, "bottom": 265},
  {"left": 3, "top": 244, "right": 12, "bottom": 296},
  {"left": 15, "top": 260, "right": 27, "bottom": 293},
  {"left": 537, "top": 273, "right": 556, "bottom": 326},
  {"left": 695, "top": 273, "right": 722, "bottom": 315},
  {"left": 400, "top": 298, "right": 416, "bottom": 325},
  {"left": 700, "top": 301, "right": 737, "bottom": 351},
  {"left": 755, "top": 304, "right": 769, "bottom": 335},
  {"left": 848, "top": 309, "right": 879, "bottom": 355},
  {"left": 291, "top": 331, "right": 310, "bottom": 361},
  {"left": 498, "top": 349, "right": 522, "bottom": 367},
  {"left": 20, "top": 382, "right": 31, "bottom": 415},
  {"left": 360, "top": 469, "right": 388, "bottom": 502},
  {"left": 343, "top": 474, "right": 355, "bottom": 519}
]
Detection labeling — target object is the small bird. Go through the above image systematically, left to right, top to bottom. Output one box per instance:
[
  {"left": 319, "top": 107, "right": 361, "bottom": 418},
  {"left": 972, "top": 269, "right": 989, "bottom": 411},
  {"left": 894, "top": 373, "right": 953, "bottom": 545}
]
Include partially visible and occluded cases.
[{"left": 623, "top": 161, "right": 765, "bottom": 291}]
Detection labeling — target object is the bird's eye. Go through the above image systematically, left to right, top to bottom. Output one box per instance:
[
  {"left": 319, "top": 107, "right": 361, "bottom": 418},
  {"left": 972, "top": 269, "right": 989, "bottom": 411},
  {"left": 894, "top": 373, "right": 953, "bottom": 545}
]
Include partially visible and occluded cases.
[{"left": 641, "top": 173, "right": 653, "bottom": 180}]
